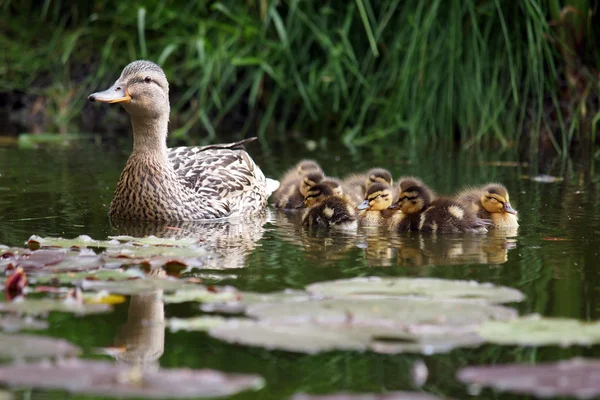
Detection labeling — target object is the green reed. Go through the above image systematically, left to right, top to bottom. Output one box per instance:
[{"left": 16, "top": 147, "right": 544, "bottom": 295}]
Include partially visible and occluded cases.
[{"left": 0, "top": 0, "right": 598, "bottom": 156}]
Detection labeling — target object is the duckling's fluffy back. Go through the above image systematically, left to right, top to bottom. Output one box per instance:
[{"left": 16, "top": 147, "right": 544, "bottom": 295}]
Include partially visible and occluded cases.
[
  {"left": 302, "top": 196, "right": 357, "bottom": 230},
  {"left": 419, "top": 198, "right": 489, "bottom": 233}
]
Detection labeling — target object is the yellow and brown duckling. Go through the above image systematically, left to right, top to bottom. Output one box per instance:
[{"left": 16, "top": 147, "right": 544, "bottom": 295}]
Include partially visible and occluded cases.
[
  {"left": 88, "top": 60, "right": 278, "bottom": 221},
  {"left": 272, "top": 161, "right": 326, "bottom": 210},
  {"left": 342, "top": 168, "right": 394, "bottom": 206},
  {"left": 301, "top": 183, "right": 357, "bottom": 230},
  {"left": 356, "top": 183, "right": 396, "bottom": 227},
  {"left": 388, "top": 183, "right": 489, "bottom": 233},
  {"left": 456, "top": 183, "right": 519, "bottom": 228}
]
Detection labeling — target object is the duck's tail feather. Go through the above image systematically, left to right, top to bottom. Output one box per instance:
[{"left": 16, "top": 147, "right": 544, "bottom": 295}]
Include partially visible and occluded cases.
[{"left": 265, "top": 178, "right": 280, "bottom": 197}]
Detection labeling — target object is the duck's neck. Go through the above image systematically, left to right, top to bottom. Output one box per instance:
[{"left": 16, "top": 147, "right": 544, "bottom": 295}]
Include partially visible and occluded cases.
[{"left": 130, "top": 115, "right": 169, "bottom": 160}]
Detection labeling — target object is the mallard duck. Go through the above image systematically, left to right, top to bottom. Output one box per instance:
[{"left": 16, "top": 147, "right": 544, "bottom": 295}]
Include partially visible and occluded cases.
[
  {"left": 88, "top": 60, "right": 278, "bottom": 221},
  {"left": 342, "top": 168, "right": 394, "bottom": 206},
  {"left": 389, "top": 182, "right": 489, "bottom": 233},
  {"left": 302, "top": 183, "right": 357, "bottom": 230},
  {"left": 356, "top": 183, "right": 396, "bottom": 226},
  {"left": 456, "top": 183, "right": 519, "bottom": 228}
]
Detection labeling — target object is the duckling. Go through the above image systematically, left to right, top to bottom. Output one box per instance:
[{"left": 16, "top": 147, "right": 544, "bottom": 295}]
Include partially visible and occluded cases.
[
  {"left": 88, "top": 60, "right": 278, "bottom": 221},
  {"left": 273, "top": 167, "right": 325, "bottom": 210},
  {"left": 342, "top": 168, "right": 394, "bottom": 206},
  {"left": 301, "top": 179, "right": 345, "bottom": 208},
  {"left": 302, "top": 183, "right": 357, "bottom": 230},
  {"left": 356, "top": 183, "right": 397, "bottom": 227},
  {"left": 389, "top": 183, "right": 489, "bottom": 233},
  {"left": 456, "top": 184, "right": 519, "bottom": 228}
]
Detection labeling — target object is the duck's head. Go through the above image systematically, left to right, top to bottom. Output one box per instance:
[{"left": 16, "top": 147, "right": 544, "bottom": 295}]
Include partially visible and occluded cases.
[
  {"left": 88, "top": 60, "right": 169, "bottom": 119},
  {"left": 296, "top": 160, "right": 322, "bottom": 176},
  {"left": 365, "top": 168, "right": 393, "bottom": 189},
  {"left": 299, "top": 171, "right": 325, "bottom": 197},
  {"left": 397, "top": 176, "right": 424, "bottom": 192},
  {"left": 302, "top": 182, "right": 336, "bottom": 208},
  {"left": 357, "top": 183, "right": 393, "bottom": 211},
  {"left": 390, "top": 184, "right": 432, "bottom": 214},
  {"left": 480, "top": 184, "right": 517, "bottom": 215}
]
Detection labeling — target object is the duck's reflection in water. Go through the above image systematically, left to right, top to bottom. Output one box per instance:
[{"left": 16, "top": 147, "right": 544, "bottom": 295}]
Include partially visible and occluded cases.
[{"left": 109, "top": 210, "right": 270, "bottom": 269}]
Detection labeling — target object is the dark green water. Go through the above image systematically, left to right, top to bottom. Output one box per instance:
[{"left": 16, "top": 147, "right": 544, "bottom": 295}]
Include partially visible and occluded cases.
[{"left": 0, "top": 142, "right": 599, "bottom": 399}]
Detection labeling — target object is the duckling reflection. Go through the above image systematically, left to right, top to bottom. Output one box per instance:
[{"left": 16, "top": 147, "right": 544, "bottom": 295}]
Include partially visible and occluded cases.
[
  {"left": 109, "top": 210, "right": 269, "bottom": 269},
  {"left": 113, "top": 288, "right": 165, "bottom": 370}
]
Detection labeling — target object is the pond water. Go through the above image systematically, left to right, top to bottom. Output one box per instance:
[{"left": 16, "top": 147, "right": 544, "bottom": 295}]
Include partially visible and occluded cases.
[{"left": 0, "top": 141, "right": 599, "bottom": 399}]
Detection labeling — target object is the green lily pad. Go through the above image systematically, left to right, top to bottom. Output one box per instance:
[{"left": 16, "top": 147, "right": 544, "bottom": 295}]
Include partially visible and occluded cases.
[
  {"left": 27, "top": 235, "right": 117, "bottom": 249},
  {"left": 108, "top": 235, "right": 200, "bottom": 246},
  {"left": 103, "top": 246, "right": 207, "bottom": 260},
  {"left": 31, "top": 269, "right": 132, "bottom": 285},
  {"left": 80, "top": 277, "right": 202, "bottom": 295},
  {"left": 307, "top": 277, "right": 524, "bottom": 304},
  {"left": 163, "top": 287, "right": 239, "bottom": 304},
  {"left": 0, "top": 298, "right": 112, "bottom": 316},
  {"left": 247, "top": 298, "right": 517, "bottom": 327},
  {"left": 0, "top": 315, "right": 48, "bottom": 332},
  {"left": 478, "top": 315, "right": 600, "bottom": 346},
  {"left": 168, "top": 316, "right": 230, "bottom": 332},
  {"left": 0, "top": 333, "right": 80, "bottom": 359},
  {"left": 0, "top": 358, "right": 265, "bottom": 398},
  {"left": 457, "top": 358, "right": 600, "bottom": 399},
  {"left": 291, "top": 392, "right": 447, "bottom": 400}
]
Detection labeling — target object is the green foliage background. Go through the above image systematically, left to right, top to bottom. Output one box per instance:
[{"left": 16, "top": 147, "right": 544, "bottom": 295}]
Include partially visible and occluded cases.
[{"left": 1, "top": 0, "right": 599, "bottom": 154}]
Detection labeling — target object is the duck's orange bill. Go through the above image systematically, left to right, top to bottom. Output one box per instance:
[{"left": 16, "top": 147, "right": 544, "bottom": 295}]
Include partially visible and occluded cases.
[{"left": 88, "top": 84, "right": 131, "bottom": 104}]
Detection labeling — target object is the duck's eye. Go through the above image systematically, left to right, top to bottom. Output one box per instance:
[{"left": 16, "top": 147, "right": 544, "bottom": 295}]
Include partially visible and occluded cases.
[
  {"left": 144, "top": 76, "right": 152, "bottom": 83},
  {"left": 489, "top": 198, "right": 498, "bottom": 203},
  {"left": 411, "top": 200, "right": 417, "bottom": 204}
]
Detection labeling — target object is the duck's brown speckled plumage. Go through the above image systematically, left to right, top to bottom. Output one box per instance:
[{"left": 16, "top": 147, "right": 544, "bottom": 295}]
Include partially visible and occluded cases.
[{"left": 90, "top": 60, "right": 276, "bottom": 221}]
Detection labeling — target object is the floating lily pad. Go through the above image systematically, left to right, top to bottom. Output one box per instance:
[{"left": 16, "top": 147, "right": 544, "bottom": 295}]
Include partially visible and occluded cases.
[
  {"left": 27, "top": 235, "right": 116, "bottom": 249},
  {"left": 108, "top": 235, "right": 200, "bottom": 247},
  {"left": 103, "top": 246, "right": 207, "bottom": 261},
  {"left": 31, "top": 269, "right": 132, "bottom": 285},
  {"left": 80, "top": 277, "right": 202, "bottom": 295},
  {"left": 307, "top": 277, "right": 524, "bottom": 304},
  {"left": 163, "top": 287, "right": 239, "bottom": 304},
  {"left": 200, "top": 290, "right": 310, "bottom": 314},
  {"left": 0, "top": 298, "right": 112, "bottom": 316},
  {"left": 247, "top": 298, "right": 517, "bottom": 327},
  {"left": 0, "top": 315, "right": 48, "bottom": 332},
  {"left": 168, "top": 316, "right": 230, "bottom": 332},
  {"left": 478, "top": 316, "right": 600, "bottom": 346},
  {"left": 0, "top": 333, "right": 80, "bottom": 359},
  {"left": 0, "top": 358, "right": 264, "bottom": 398},
  {"left": 457, "top": 358, "right": 600, "bottom": 399},
  {"left": 291, "top": 392, "right": 447, "bottom": 400}
]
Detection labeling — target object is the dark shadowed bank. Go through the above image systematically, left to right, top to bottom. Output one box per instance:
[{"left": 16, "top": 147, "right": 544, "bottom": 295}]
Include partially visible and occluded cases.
[{"left": 1, "top": 0, "right": 599, "bottom": 156}]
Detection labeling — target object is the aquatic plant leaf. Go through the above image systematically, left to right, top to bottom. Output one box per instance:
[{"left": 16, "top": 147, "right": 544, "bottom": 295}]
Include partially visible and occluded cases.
[
  {"left": 27, "top": 235, "right": 117, "bottom": 249},
  {"left": 108, "top": 235, "right": 199, "bottom": 246},
  {"left": 103, "top": 246, "right": 207, "bottom": 260},
  {"left": 1, "top": 248, "right": 103, "bottom": 273},
  {"left": 31, "top": 269, "right": 131, "bottom": 285},
  {"left": 80, "top": 276, "right": 202, "bottom": 295},
  {"left": 307, "top": 277, "right": 524, "bottom": 304},
  {"left": 163, "top": 287, "right": 239, "bottom": 304},
  {"left": 200, "top": 290, "right": 310, "bottom": 314},
  {"left": 0, "top": 298, "right": 111, "bottom": 316},
  {"left": 247, "top": 298, "right": 517, "bottom": 327},
  {"left": 0, "top": 315, "right": 48, "bottom": 332},
  {"left": 168, "top": 316, "right": 230, "bottom": 332},
  {"left": 478, "top": 316, "right": 600, "bottom": 346},
  {"left": 0, "top": 333, "right": 80, "bottom": 359},
  {"left": 0, "top": 358, "right": 264, "bottom": 398},
  {"left": 457, "top": 358, "right": 600, "bottom": 399},
  {"left": 291, "top": 392, "right": 447, "bottom": 400}
]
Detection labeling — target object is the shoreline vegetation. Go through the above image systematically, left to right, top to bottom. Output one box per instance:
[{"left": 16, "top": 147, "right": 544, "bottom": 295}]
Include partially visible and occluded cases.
[{"left": 1, "top": 1, "right": 599, "bottom": 157}]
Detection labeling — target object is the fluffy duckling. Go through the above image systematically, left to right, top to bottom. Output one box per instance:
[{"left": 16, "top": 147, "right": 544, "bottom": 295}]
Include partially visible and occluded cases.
[
  {"left": 272, "top": 160, "right": 325, "bottom": 210},
  {"left": 342, "top": 168, "right": 394, "bottom": 206},
  {"left": 302, "top": 183, "right": 357, "bottom": 230},
  {"left": 356, "top": 183, "right": 397, "bottom": 227},
  {"left": 389, "top": 183, "right": 489, "bottom": 233},
  {"left": 456, "top": 184, "right": 519, "bottom": 228}
]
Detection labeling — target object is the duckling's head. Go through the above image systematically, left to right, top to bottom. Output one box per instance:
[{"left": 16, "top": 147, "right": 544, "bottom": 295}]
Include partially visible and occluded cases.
[
  {"left": 89, "top": 60, "right": 169, "bottom": 119},
  {"left": 296, "top": 160, "right": 322, "bottom": 176},
  {"left": 365, "top": 168, "right": 393, "bottom": 189},
  {"left": 299, "top": 171, "right": 325, "bottom": 197},
  {"left": 397, "top": 176, "right": 424, "bottom": 192},
  {"left": 302, "top": 183, "right": 336, "bottom": 208},
  {"left": 357, "top": 183, "right": 393, "bottom": 211},
  {"left": 480, "top": 184, "right": 517, "bottom": 215},
  {"left": 392, "top": 185, "right": 432, "bottom": 214}
]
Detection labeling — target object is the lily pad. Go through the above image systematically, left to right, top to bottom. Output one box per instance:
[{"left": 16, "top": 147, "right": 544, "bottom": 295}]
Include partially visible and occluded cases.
[
  {"left": 27, "top": 235, "right": 116, "bottom": 249},
  {"left": 108, "top": 235, "right": 199, "bottom": 246},
  {"left": 103, "top": 246, "right": 207, "bottom": 260},
  {"left": 1, "top": 248, "right": 104, "bottom": 273},
  {"left": 31, "top": 269, "right": 132, "bottom": 285},
  {"left": 80, "top": 276, "right": 202, "bottom": 295},
  {"left": 307, "top": 277, "right": 524, "bottom": 304},
  {"left": 163, "top": 287, "right": 239, "bottom": 304},
  {"left": 201, "top": 290, "right": 310, "bottom": 314},
  {"left": 0, "top": 298, "right": 112, "bottom": 316},
  {"left": 246, "top": 298, "right": 517, "bottom": 327},
  {"left": 0, "top": 315, "right": 48, "bottom": 332},
  {"left": 168, "top": 316, "right": 229, "bottom": 332},
  {"left": 478, "top": 316, "right": 600, "bottom": 346},
  {"left": 0, "top": 333, "right": 80, "bottom": 359},
  {"left": 0, "top": 358, "right": 264, "bottom": 398},
  {"left": 457, "top": 358, "right": 600, "bottom": 399},
  {"left": 290, "top": 392, "right": 447, "bottom": 400}
]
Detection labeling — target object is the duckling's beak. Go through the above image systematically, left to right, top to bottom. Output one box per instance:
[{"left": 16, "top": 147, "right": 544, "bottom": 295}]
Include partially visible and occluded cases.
[
  {"left": 88, "top": 83, "right": 131, "bottom": 104},
  {"left": 357, "top": 200, "right": 370, "bottom": 210},
  {"left": 294, "top": 202, "right": 305, "bottom": 209},
  {"left": 503, "top": 202, "right": 518, "bottom": 215},
  {"left": 388, "top": 203, "right": 399, "bottom": 210}
]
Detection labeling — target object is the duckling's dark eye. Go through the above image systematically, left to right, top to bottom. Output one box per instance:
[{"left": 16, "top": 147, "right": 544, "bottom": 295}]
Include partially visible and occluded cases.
[
  {"left": 144, "top": 76, "right": 152, "bottom": 83},
  {"left": 411, "top": 200, "right": 417, "bottom": 204}
]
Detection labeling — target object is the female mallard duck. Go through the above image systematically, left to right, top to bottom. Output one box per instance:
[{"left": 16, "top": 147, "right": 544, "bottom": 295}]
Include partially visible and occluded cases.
[
  {"left": 88, "top": 60, "right": 278, "bottom": 221},
  {"left": 342, "top": 168, "right": 394, "bottom": 206},
  {"left": 388, "top": 182, "right": 489, "bottom": 233},
  {"left": 301, "top": 183, "right": 357, "bottom": 230},
  {"left": 356, "top": 183, "right": 396, "bottom": 226},
  {"left": 456, "top": 184, "right": 519, "bottom": 228}
]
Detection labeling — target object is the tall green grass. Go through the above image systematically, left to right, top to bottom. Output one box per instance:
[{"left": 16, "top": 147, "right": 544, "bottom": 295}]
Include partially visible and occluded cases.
[{"left": 1, "top": 0, "right": 598, "bottom": 155}]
